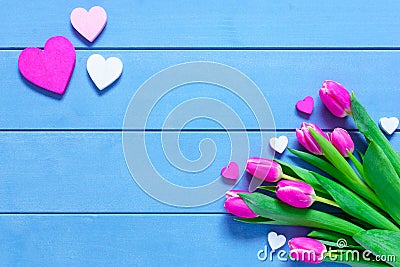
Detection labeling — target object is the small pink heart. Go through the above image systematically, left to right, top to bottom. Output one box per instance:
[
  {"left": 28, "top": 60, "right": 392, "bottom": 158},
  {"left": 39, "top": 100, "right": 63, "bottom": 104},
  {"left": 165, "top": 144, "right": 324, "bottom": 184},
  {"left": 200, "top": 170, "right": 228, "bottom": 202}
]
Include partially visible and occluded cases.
[
  {"left": 70, "top": 6, "right": 107, "bottom": 42},
  {"left": 18, "top": 36, "right": 76, "bottom": 95},
  {"left": 296, "top": 96, "right": 314, "bottom": 115},
  {"left": 221, "top": 162, "right": 239, "bottom": 180}
]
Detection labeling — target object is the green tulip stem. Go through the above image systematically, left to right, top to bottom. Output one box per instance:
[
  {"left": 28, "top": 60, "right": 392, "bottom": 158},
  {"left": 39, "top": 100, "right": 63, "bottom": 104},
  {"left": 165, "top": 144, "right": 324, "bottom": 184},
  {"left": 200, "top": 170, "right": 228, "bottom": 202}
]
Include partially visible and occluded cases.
[{"left": 315, "top": 196, "right": 340, "bottom": 208}]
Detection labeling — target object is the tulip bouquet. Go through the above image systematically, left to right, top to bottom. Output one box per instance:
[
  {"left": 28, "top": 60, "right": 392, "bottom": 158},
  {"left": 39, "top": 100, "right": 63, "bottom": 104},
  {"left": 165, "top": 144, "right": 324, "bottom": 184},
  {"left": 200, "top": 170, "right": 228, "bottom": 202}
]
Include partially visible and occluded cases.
[{"left": 225, "top": 81, "right": 400, "bottom": 266}]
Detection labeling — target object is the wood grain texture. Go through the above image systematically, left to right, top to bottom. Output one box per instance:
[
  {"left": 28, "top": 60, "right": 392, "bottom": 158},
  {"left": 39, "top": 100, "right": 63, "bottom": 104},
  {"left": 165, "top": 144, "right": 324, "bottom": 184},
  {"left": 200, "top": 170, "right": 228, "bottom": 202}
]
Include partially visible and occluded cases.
[
  {"left": 1, "top": 1, "right": 400, "bottom": 48},
  {"left": 3, "top": 1, "right": 400, "bottom": 265},
  {"left": 1, "top": 51, "right": 400, "bottom": 130},
  {"left": 0, "top": 131, "right": 397, "bottom": 213},
  {"left": 0, "top": 215, "right": 345, "bottom": 267}
]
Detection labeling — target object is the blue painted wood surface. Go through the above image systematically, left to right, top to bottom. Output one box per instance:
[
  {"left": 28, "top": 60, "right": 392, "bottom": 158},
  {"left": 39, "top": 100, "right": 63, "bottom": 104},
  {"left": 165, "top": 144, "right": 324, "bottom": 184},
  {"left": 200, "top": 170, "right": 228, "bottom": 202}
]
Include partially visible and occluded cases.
[
  {"left": 1, "top": 0, "right": 400, "bottom": 48},
  {"left": 1, "top": 1, "right": 400, "bottom": 266},
  {"left": 1, "top": 51, "right": 399, "bottom": 130},
  {"left": 0, "top": 132, "right": 396, "bottom": 213},
  {"left": 0, "top": 215, "right": 348, "bottom": 267}
]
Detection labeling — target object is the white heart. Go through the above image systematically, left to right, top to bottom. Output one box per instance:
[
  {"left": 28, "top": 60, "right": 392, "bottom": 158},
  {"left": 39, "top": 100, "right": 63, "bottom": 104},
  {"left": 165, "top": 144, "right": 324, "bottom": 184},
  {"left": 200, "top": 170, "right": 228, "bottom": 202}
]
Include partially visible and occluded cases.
[
  {"left": 87, "top": 54, "right": 123, "bottom": 90},
  {"left": 379, "top": 117, "right": 399, "bottom": 135},
  {"left": 269, "top": 136, "right": 289, "bottom": 154},
  {"left": 267, "top": 231, "right": 286, "bottom": 251}
]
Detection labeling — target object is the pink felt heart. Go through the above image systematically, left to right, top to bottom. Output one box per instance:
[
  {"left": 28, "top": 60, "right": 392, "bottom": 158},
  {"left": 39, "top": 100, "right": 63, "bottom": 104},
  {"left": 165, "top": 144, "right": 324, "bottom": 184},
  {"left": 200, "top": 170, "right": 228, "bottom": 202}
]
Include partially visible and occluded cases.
[
  {"left": 70, "top": 6, "right": 107, "bottom": 42},
  {"left": 18, "top": 36, "right": 76, "bottom": 95},
  {"left": 296, "top": 96, "right": 314, "bottom": 115},
  {"left": 221, "top": 162, "right": 239, "bottom": 180}
]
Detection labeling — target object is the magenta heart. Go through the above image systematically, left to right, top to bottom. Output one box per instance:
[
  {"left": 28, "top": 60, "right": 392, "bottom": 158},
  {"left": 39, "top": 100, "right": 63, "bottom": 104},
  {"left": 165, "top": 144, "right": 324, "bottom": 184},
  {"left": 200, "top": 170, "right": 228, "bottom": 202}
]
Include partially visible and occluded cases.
[
  {"left": 18, "top": 36, "right": 76, "bottom": 95},
  {"left": 296, "top": 96, "right": 314, "bottom": 115},
  {"left": 221, "top": 162, "right": 239, "bottom": 180}
]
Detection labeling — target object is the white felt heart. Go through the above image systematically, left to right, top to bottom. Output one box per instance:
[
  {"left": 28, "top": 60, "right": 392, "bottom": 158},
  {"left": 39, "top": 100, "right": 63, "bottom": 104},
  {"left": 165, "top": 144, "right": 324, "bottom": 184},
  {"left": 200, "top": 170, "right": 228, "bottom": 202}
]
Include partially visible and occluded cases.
[
  {"left": 87, "top": 54, "right": 123, "bottom": 90},
  {"left": 379, "top": 117, "right": 399, "bottom": 135},
  {"left": 269, "top": 136, "right": 288, "bottom": 154},
  {"left": 268, "top": 231, "right": 286, "bottom": 251}
]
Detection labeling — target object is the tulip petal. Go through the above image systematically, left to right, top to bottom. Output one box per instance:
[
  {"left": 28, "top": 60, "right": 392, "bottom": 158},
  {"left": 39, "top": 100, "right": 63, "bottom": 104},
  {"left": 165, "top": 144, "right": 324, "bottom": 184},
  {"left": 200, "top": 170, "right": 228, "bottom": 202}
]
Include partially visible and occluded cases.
[
  {"left": 320, "top": 80, "right": 351, "bottom": 118},
  {"left": 327, "top": 80, "right": 351, "bottom": 111},
  {"left": 319, "top": 89, "right": 347, "bottom": 117},
  {"left": 296, "top": 123, "right": 328, "bottom": 155},
  {"left": 330, "top": 128, "right": 355, "bottom": 157},
  {"left": 304, "top": 131, "right": 323, "bottom": 155},
  {"left": 246, "top": 158, "right": 282, "bottom": 182},
  {"left": 276, "top": 180, "right": 315, "bottom": 209},
  {"left": 276, "top": 187, "right": 314, "bottom": 208},
  {"left": 226, "top": 190, "right": 247, "bottom": 199},
  {"left": 224, "top": 196, "right": 257, "bottom": 218},
  {"left": 289, "top": 237, "right": 326, "bottom": 264}
]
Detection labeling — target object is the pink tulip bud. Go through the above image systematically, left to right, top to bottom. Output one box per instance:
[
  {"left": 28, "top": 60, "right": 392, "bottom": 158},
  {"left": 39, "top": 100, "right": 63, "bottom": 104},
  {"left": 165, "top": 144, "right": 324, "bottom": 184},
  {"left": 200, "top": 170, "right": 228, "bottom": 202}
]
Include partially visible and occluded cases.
[
  {"left": 319, "top": 80, "right": 351, "bottom": 118},
  {"left": 296, "top": 122, "right": 328, "bottom": 155},
  {"left": 328, "top": 128, "right": 355, "bottom": 157},
  {"left": 246, "top": 158, "right": 283, "bottom": 182},
  {"left": 276, "top": 180, "right": 316, "bottom": 208},
  {"left": 224, "top": 190, "right": 257, "bottom": 218},
  {"left": 289, "top": 237, "right": 327, "bottom": 264}
]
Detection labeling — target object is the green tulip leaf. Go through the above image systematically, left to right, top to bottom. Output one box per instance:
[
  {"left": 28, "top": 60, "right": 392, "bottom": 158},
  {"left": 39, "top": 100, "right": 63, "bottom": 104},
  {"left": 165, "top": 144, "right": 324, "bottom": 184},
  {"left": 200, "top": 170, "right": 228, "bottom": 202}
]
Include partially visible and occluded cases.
[
  {"left": 351, "top": 94, "right": 400, "bottom": 179},
  {"left": 309, "top": 128, "right": 383, "bottom": 209},
  {"left": 364, "top": 142, "right": 400, "bottom": 225},
  {"left": 288, "top": 148, "right": 344, "bottom": 179},
  {"left": 357, "top": 149, "right": 365, "bottom": 162},
  {"left": 347, "top": 150, "right": 365, "bottom": 180},
  {"left": 274, "top": 159, "right": 327, "bottom": 191},
  {"left": 314, "top": 173, "right": 399, "bottom": 231},
  {"left": 257, "top": 186, "right": 276, "bottom": 192},
  {"left": 239, "top": 192, "right": 364, "bottom": 236},
  {"left": 308, "top": 229, "right": 358, "bottom": 246},
  {"left": 353, "top": 229, "right": 400, "bottom": 267},
  {"left": 319, "top": 240, "right": 363, "bottom": 250},
  {"left": 325, "top": 258, "right": 391, "bottom": 267}
]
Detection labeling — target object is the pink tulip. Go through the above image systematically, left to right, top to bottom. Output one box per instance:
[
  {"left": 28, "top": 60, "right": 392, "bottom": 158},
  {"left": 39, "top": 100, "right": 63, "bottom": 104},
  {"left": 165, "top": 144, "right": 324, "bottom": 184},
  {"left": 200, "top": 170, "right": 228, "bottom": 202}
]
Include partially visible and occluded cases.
[
  {"left": 319, "top": 80, "right": 351, "bottom": 118},
  {"left": 296, "top": 122, "right": 328, "bottom": 155},
  {"left": 328, "top": 128, "right": 355, "bottom": 157},
  {"left": 246, "top": 158, "right": 283, "bottom": 182},
  {"left": 276, "top": 180, "right": 316, "bottom": 208},
  {"left": 224, "top": 190, "right": 257, "bottom": 218},
  {"left": 289, "top": 237, "right": 327, "bottom": 264}
]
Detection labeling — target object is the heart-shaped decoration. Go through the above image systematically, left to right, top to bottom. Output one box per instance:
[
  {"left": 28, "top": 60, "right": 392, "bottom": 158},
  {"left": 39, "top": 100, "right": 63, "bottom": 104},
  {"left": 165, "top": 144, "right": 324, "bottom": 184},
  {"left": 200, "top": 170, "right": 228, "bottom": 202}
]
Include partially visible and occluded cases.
[
  {"left": 70, "top": 6, "right": 107, "bottom": 42},
  {"left": 18, "top": 36, "right": 76, "bottom": 95},
  {"left": 87, "top": 54, "right": 123, "bottom": 90},
  {"left": 296, "top": 96, "right": 314, "bottom": 115},
  {"left": 379, "top": 117, "right": 399, "bottom": 135},
  {"left": 269, "top": 136, "right": 288, "bottom": 154},
  {"left": 221, "top": 162, "right": 239, "bottom": 180},
  {"left": 268, "top": 231, "right": 286, "bottom": 251}
]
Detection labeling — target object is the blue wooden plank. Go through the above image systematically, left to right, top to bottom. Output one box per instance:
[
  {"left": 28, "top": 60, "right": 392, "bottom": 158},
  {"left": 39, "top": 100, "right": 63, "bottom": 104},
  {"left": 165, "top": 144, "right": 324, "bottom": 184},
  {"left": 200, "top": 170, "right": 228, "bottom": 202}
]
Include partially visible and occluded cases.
[
  {"left": 1, "top": 1, "right": 400, "bottom": 48},
  {"left": 1, "top": 51, "right": 400, "bottom": 130},
  {"left": 0, "top": 131, "right": 397, "bottom": 212},
  {"left": 0, "top": 214, "right": 345, "bottom": 267}
]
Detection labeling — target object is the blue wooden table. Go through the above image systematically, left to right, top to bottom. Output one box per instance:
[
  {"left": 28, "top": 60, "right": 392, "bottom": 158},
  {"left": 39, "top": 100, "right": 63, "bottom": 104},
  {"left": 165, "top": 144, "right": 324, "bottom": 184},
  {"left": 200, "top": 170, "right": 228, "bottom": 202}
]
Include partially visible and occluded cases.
[{"left": 1, "top": 1, "right": 399, "bottom": 266}]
